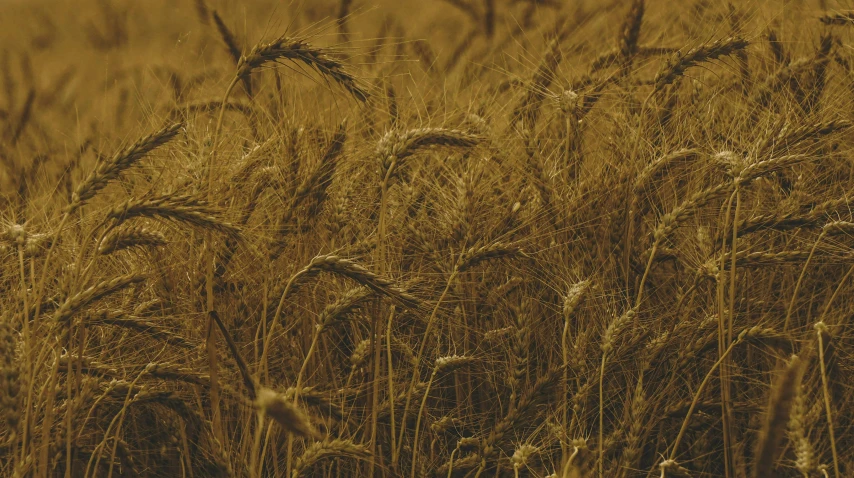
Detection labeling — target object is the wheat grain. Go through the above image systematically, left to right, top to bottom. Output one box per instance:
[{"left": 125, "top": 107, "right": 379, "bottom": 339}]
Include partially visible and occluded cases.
[
  {"left": 237, "top": 35, "right": 368, "bottom": 102},
  {"left": 653, "top": 37, "right": 749, "bottom": 93},
  {"left": 68, "top": 123, "right": 182, "bottom": 213},
  {"left": 107, "top": 193, "right": 241, "bottom": 239},
  {"left": 98, "top": 226, "right": 167, "bottom": 255},
  {"left": 53, "top": 274, "right": 146, "bottom": 324},
  {"left": 256, "top": 387, "right": 319, "bottom": 439},
  {"left": 292, "top": 439, "right": 370, "bottom": 477}
]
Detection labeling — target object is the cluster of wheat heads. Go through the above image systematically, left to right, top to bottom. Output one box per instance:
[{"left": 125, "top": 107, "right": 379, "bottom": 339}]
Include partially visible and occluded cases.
[{"left": 2, "top": 0, "right": 854, "bottom": 476}]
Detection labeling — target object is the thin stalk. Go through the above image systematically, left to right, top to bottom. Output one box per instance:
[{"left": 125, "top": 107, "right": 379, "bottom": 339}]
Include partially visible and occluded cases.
[
  {"left": 205, "top": 74, "right": 241, "bottom": 446},
  {"left": 623, "top": 92, "right": 654, "bottom": 291},
  {"left": 369, "top": 164, "right": 395, "bottom": 475},
  {"left": 725, "top": 187, "right": 741, "bottom": 474},
  {"left": 717, "top": 189, "right": 737, "bottom": 478},
  {"left": 32, "top": 212, "right": 70, "bottom": 323},
  {"left": 784, "top": 230, "right": 828, "bottom": 332},
  {"left": 597, "top": 234, "right": 658, "bottom": 477},
  {"left": 635, "top": 239, "right": 658, "bottom": 308},
  {"left": 17, "top": 241, "right": 30, "bottom": 468},
  {"left": 206, "top": 247, "right": 222, "bottom": 442},
  {"left": 816, "top": 263, "right": 854, "bottom": 326},
  {"left": 259, "top": 269, "right": 306, "bottom": 376},
  {"left": 395, "top": 272, "right": 457, "bottom": 464},
  {"left": 368, "top": 299, "right": 382, "bottom": 476},
  {"left": 386, "top": 306, "right": 398, "bottom": 469},
  {"left": 561, "top": 313, "right": 570, "bottom": 459},
  {"left": 65, "top": 322, "right": 73, "bottom": 478},
  {"left": 815, "top": 323, "right": 840, "bottom": 478},
  {"left": 295, "top": 327, "right": 323, "bottom": 392},
  {"left": 668, "top": 334, "right": 744, "bottom": 460},
  {"left": 38, "top": 338, "right": 61, "bottom": 478},
  {"left": 598, "top": 352, "right": 607, "bottom": 478},
  {"left": 86, "top": 366, "right": 148, "bottom": 478},
  {"left": 411, "top": 371, "right": 438, "bottom": 478},
  {"left": 250, "top": 412, "right": 266, "bottom": 478},
  {"left": 261, "top": 421, "right": 277, "bottom": 477},
  {"left": 446, "top": 444, "right": 460, "bottom": 478},
  {"left": 562, "top": 446, "right": 581, "bottom": 477}
]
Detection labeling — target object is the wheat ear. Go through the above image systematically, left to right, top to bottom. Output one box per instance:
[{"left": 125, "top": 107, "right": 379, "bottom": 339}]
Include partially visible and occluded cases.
[
  {"left": 236, "top": 36, "right": 368, "bottom": 102},
  {"left": 68, "top": 123, "right": 182, "bottom": 214},
  {"left": 52, "top": 274, "right": 146, "bottom": 324},
  {"left": 752, "top": 355, "right": 805, "bottom": 478},
  {"left": 292, "top": 439, "right": 370, "bottom": 478}
]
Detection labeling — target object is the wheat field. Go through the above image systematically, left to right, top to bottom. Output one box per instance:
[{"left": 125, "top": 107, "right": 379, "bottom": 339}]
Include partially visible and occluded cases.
[{"left": 1, "top": 0, "right": 854, "bottom": 476}]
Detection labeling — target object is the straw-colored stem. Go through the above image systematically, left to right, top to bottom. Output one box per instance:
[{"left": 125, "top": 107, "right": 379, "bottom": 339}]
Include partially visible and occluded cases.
[
  {"left": 204, "top": 74, "right": 240, "bottom": 448},
  {"left": 623, "top": 92, "right": 654, "bottom": 290},
  {"left": 372, "top": 162, "right": 395, "bottom": 474},
  {"left": 726, "top": 187, "right": 742, "bottom": 473},
  {"left": 717, "top": 189, "right": 737, "bottom": 478},
  {"left": 33, "top": 212, "right": 70, "bottom": 322},
  {"left": 784, "top": 230, "right": 827, "bottom": 332},
  {"left": 635, "top": 239, "right": 658, "bottom": 308},
  {"left": 17, "top": 242, "right": 30, "bottom": 470},
  {"left": 816, "top": 263, "right": 854, "bottom": 325},
  {"left": 259, "top": 270, "right": 304, "bottom": 376},
  {"left": 395, "top": 272, "right": 457, "bottom": 464},
  {"left": 386, "top": 306, "right": 398, "bottom": 469},
  {"left": 561, "top": 315, "right": 570, "bottom": 458},
  {"left": 815, "top": 323, "right": 840, "bottom": 478},
  {"left": 65, "top": 324, "right": 73, "bottom": 478},
  {"left": 295, "top": 329, "right": 322, "bottom": 393},
  {"left": 669, "top": 334, "right": 743, "bottom": 460},
  {"left": 38, "top": 338, "right": 60, "bottom": 477},
  {"left": 598, "top": 352, "right": 607, "bottom": 478},
  {"left": 86, "top": 366, "right": 148, "bottom": 478},
  {"left": 411, "top": 371, "right": 438, "bottom": 478},
  {"left": 250, "top": 412, "right": 266, "bottom": 478},
  {"left": 261, "top": 421, "right": 277, "bottom": 477},
  {"left": 446, "top": 445, "right": 460, "bottom": 478},
  {"left": 562, "top": 446, "right": 581, "bottom": 477}
]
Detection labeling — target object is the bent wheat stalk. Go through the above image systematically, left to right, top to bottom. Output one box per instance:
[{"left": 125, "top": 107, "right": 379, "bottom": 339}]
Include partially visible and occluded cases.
[{"left": 815, "top": 323, "right": 840, "bottom": 478}]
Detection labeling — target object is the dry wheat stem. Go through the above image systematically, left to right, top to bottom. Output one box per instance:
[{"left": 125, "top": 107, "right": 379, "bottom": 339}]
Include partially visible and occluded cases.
[
  {"left": 784, "top": 228, "right": 829, "bottom": 333},
  {"left": 394, "top": 270, "right": 457, "bottom": 466},
  {"left": 385, "top": 305, "right": 398, "bottom": 466},
  {"left": 815, "top": 323, "right": 840, "bottom": 478},
  {"left": 669, "top": 330, "right": 747, "bottom": 462},
  {"left": 410, "top": 355, "right": 474, "bottom": 478},
  {"left": 84, "top": 364, "right": 150, "bottom": 478}
]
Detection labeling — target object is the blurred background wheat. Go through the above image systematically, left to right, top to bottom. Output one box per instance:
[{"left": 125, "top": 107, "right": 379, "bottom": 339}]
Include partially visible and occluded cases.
[{"left": 2, "top": 0, "right": 854, "bottom": 477}]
